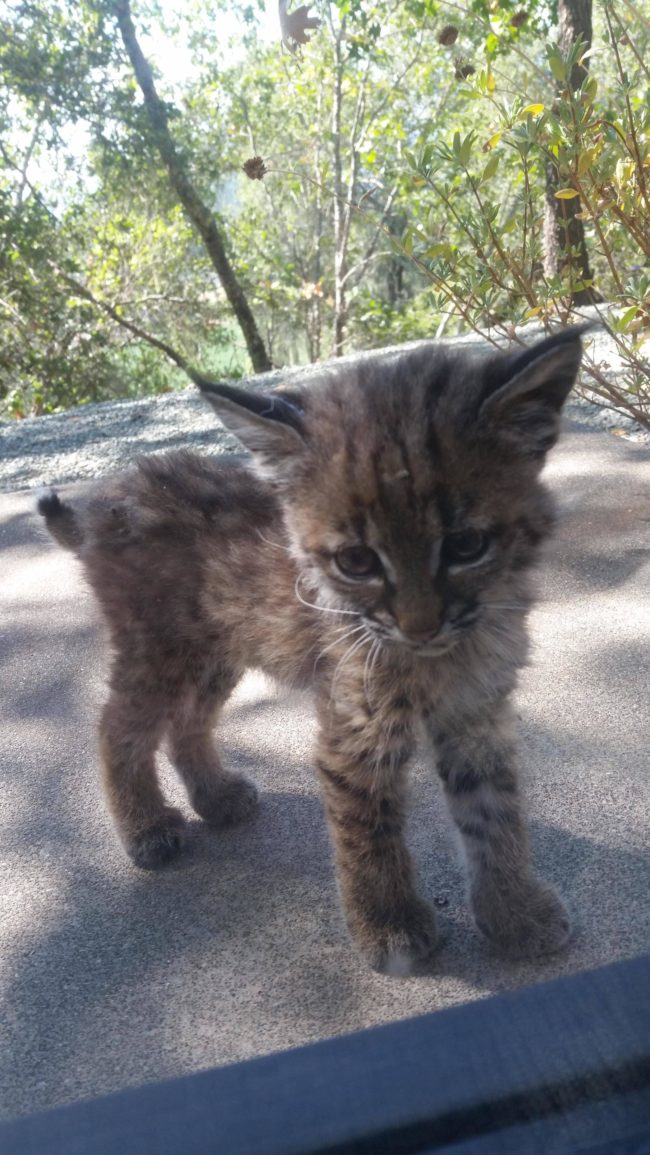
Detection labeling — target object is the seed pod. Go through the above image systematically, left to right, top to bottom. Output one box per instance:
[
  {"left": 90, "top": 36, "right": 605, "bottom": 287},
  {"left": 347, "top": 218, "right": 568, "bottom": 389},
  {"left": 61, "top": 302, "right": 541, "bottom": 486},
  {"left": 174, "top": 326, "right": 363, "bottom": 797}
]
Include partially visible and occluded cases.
[
  {"left": 438, "top": 23, "right": 459, "bottom": 46},
  {"left": 454, "top": 58, "right": 476, "bottom": 80},
  {"left": 243, "top": 156, "right": 268, "bottom": 181}
]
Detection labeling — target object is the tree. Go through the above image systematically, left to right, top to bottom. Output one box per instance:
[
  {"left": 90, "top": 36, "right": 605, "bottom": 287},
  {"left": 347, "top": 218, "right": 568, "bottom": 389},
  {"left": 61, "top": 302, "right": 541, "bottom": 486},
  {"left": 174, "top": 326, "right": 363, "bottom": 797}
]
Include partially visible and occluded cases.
[
  {"left": 0, "top": 0, "right": 272, "bottom": 420},
  {"left": 1, "top": 0, "right": 647, "bottom": 425},
  {"left": 112, "top": 0, "right": 272, "bottom": 372},
  {"left": 223, "top": 0, "right": 430, "bottom": 360},
  {"left": 398, "top": 0, "right": 649, "bottom": 423}
]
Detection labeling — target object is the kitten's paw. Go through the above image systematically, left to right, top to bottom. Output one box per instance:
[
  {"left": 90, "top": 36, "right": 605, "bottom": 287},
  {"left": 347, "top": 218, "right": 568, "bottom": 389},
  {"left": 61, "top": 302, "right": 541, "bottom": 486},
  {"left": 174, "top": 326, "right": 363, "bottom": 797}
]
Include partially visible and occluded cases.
[
  {"left": 191, "top": 773, "right": 259, "bottom": 828},
  {"left": 127, "top": 807, "right": 187, "bottom": 869},
  {"left": 473, "top": 878, "right": 571, "bottom": 959},
  {"left": 350, "top": 899, "right": 440, "bottom": 977}
]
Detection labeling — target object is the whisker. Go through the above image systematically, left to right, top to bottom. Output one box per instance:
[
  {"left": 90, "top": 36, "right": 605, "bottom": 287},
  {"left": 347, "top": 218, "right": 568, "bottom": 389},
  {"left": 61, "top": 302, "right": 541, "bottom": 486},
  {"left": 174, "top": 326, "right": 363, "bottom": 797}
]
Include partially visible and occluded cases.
[
  {"left": 256, "top": 529, "right": 292, "bottom": 553},
  {"left": 294, "top": 575, "right": 359, "bottom": 617},
  {"left": 310, "top": 620, "right": 367, "bottom": 678},
  {"left": 318, "top": 623, "right": 367, "bottom": 659},
  {"left": 329, "top": 633, "right": 371, "bottom": 705},
  {"left": 368, "top": 636, "right": 383, "bottom": 683},
  {"left": 363, "top": 637, "right": 382, "bottom": 706},
  {"left": 362, "top": 638, "right": 374, "bottom": 704}
]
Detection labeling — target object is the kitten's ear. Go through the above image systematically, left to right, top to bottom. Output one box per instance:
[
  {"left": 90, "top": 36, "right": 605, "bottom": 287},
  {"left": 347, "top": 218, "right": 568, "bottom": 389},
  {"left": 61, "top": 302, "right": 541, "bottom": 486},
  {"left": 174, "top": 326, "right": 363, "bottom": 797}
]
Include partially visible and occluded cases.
[
  {"left": 478, "top": 325, "right": 590, "bottom": 455},
  {"left": 199, "top": 380, "right": 306, "bottom": 466}
]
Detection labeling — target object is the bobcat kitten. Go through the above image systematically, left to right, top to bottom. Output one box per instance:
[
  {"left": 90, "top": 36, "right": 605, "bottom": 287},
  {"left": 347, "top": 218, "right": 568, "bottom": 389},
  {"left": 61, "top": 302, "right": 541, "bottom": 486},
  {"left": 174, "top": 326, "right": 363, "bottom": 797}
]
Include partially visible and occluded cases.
[{"left": 39, "top": 327, "right": 586, "bottom": 976}]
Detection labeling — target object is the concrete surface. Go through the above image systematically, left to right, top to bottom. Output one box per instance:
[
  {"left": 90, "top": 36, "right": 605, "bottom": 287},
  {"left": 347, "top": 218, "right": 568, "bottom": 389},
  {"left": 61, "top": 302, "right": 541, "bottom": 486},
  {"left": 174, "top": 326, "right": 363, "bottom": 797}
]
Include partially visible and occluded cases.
[{"left": 1, "top": 421, "right": 649, "bottom": 1122}]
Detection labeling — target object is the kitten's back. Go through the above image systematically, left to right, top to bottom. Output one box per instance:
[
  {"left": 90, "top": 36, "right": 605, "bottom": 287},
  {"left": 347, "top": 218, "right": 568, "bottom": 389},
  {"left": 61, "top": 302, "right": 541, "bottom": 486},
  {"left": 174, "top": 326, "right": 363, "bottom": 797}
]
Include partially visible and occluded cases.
[{"left": 39, "top": 450, "right": 277, "bottom": 557}]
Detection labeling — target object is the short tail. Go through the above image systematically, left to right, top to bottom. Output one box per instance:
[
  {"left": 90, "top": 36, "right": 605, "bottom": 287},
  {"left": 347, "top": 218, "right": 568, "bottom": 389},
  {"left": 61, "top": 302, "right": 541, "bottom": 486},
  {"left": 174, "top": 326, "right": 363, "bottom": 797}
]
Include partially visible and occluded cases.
[{"left": 36, "top": 489, "right": 84, "bottom": 552}]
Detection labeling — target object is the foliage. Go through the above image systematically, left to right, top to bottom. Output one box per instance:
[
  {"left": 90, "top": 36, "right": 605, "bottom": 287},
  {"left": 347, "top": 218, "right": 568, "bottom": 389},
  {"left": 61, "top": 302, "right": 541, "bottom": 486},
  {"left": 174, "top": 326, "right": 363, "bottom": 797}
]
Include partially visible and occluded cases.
[
  {"left": 0, "top": 0, "right": 648, "bottom": 427},
  {"left": 0, "top": 0, "right": 249, "bottom": 418},
  {"left": 218, "top": 1, "right": 429, "bottom": 363},
  {"left": 400, "top": 1, "right": 650, "bottom": 423}
]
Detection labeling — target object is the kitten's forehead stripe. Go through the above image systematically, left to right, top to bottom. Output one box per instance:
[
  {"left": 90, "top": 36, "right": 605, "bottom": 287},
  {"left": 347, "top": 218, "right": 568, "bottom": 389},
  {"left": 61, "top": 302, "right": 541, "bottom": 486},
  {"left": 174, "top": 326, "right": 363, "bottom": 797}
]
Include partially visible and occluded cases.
[
  {"left": 372, "top": 445, "right": 417, "bottom": 522},
  {"left": 434, "top": 484, "right": 455, "bottom": 531}
]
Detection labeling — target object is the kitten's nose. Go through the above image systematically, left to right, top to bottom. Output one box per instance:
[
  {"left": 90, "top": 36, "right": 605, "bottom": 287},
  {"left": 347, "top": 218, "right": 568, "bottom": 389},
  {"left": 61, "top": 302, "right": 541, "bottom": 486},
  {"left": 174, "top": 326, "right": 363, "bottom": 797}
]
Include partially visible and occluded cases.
[
  {"left": 396, "top": 589, "right": 443, "bottom": 644},
  {"left": 398, "top": 617, "right": 441, "bottom": 644}
]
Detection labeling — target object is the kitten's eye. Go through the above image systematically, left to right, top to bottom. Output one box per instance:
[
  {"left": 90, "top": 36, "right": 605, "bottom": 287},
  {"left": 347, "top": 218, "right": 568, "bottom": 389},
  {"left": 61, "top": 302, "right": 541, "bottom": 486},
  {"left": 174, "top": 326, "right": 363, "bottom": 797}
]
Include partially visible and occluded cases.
[
  {"left": 444, "top": 529, "right": 489, "bottom": 565},
  {"left": 335, "top": 545, "right": 383, "bottom": 579}
]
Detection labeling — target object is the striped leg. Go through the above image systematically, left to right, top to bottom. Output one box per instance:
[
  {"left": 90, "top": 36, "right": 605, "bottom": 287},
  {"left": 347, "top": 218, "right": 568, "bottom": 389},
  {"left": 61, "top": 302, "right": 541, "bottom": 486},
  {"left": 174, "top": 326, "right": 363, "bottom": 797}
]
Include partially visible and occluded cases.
[
  {"left": 168, "top": 687, "right": 258, "bottom": 827},
  {"left": 100, "top": 688, "right": 186, "bottom": 869},
  {"left": 316, "top": 701, "right": 438, "bottom": 976},
  {"left": 434, "top": 704, "right": 570, "bottom": 958}
]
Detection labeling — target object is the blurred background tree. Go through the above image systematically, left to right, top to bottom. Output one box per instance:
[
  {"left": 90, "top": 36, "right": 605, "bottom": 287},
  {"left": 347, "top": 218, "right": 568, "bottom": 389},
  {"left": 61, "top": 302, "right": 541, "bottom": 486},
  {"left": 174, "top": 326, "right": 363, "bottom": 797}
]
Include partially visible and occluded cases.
[{"left": 1, "top": 0, "right": 648, "bottom": 423}]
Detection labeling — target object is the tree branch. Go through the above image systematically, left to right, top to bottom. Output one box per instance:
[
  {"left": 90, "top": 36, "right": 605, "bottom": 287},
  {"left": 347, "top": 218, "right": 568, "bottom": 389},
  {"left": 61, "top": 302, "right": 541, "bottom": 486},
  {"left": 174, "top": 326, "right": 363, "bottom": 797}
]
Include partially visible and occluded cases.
[
  {"left": 112, "top": 0, "right": 271, "bottom": 372},
  {"left": 342, "top": 181, "right": 400, "bottom": 289},
  {"left": 54, "top": 266, "right": 220, "bottom": 389}
]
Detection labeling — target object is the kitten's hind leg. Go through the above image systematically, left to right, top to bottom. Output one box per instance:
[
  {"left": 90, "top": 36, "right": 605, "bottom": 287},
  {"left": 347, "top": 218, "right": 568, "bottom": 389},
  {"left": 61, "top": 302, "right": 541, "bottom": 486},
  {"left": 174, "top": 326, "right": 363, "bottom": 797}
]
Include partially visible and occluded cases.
[
  {"left": 168, "top": 683, "right": 259, "bottom": 828},
  {"left": 100, "top": 689, "right": 186, "bottom": 869},
  {"left": 432, "top": 702, "right": 570, "bottom": 959}
]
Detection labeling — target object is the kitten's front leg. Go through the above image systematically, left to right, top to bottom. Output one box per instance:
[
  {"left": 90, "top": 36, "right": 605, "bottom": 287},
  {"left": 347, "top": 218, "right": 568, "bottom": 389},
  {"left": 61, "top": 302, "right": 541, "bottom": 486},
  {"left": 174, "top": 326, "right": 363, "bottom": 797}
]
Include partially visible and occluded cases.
[
  {"left": 316, "top": 701, "right": 438, "bottom": 977},
  {"left": 433, "top": 703, "right": 570, "bottom": 958}
]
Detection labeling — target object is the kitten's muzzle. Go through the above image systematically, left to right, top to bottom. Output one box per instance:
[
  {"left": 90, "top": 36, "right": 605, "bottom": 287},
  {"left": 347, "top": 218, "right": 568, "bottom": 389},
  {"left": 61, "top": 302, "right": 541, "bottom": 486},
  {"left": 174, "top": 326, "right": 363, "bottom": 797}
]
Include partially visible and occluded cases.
[
  {"left": 396, "top": 609, "right": 444, "bottom": 646},
  {"left": 401, "top": 623, "right": 442, "bottom": 645}
]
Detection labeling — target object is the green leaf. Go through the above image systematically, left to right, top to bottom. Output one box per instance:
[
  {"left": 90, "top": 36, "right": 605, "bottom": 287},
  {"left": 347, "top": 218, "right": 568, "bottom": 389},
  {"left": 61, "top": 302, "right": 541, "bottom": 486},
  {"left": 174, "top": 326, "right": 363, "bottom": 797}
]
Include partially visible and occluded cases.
[
  {"left": 485, "top": 32, "right": 499, "bottom": 56},
  {"left": 548, "top": 53, "right": 567, "bottom": 84},
  {"left": 584, "top": 76, "right": 598, "bottom": 101},
  {"left": 459, "top": 133, "right": 473, "bottom": 167},
  {"left": 577, "top": 148, "right": 597, "bottom": 176},
  {"left": 482, "top": 153, "right": 500, "bottom": 181},
  {"left": 555, "top": 187, "right": 580, "bottom": 199},
  {"left": 424, "top": 243, "right": 452, "bottom": 259},
  {"left": 615, "top": 305, "right": 640, "bottom": 331}
]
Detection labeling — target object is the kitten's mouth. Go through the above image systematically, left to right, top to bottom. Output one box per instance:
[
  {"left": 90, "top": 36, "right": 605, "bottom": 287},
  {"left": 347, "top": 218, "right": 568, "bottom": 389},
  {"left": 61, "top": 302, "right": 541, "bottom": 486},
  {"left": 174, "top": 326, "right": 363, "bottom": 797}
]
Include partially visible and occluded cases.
[
  {"left": 413, "top": 608, "right": 480, "bottom": 655},
  {"left": 364, "top": 609, "right": 476, "bottom": 657},
  {"left": 364, "top": 621, "right": 458, "bottom": 657},
  {"left": 408, "top": 634, "right": 459, "bottom": 658}
]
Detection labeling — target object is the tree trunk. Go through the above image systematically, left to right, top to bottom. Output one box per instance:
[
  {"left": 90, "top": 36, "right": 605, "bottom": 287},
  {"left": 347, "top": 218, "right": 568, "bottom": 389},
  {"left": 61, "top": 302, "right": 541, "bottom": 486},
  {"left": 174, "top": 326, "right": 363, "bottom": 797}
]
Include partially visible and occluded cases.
[
  {"left": 113, "top": 0, "right": 272, "bottom": 373},
  {"left": 543, "top": 0, "right": 600, "bottom": 306},
  {"left": 330, "top": 12, "right": 365, "bottom": 358},
  {"left": 331, "top": 23, "right": 347, "bottom": 357}
]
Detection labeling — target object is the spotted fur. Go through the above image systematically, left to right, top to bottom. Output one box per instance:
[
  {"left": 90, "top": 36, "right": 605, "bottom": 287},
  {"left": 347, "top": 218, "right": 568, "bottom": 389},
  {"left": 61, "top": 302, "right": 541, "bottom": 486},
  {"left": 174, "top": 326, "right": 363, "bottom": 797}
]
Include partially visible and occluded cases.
[{"left": 39, "top": 327, "right": 586, "bottom": 974}]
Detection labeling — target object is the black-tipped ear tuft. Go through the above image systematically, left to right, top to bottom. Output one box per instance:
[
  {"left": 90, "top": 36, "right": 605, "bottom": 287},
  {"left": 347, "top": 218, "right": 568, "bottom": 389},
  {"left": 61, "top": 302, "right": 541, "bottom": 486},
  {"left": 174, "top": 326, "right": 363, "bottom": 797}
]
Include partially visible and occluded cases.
[
  {"left": 479, "top": 324, "right": 590, "bottom": 456},
  {"left": 199, "top": 380, "right": 306, "bottom": 466}
]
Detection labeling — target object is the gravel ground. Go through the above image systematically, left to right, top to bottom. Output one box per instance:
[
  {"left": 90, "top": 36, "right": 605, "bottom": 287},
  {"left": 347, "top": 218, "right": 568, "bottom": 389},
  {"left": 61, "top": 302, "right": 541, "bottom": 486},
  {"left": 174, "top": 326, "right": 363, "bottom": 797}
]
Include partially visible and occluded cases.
[{"left": 0, "top": 326, "right": 647, "bottom": 493}]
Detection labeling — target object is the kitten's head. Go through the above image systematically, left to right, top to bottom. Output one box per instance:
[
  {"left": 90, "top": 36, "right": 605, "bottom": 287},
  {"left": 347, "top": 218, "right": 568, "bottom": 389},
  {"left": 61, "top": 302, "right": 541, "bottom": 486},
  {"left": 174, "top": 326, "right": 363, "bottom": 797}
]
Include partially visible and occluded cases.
[{"left": 201, "top": 328, "right": 586, "bottom": 655}]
